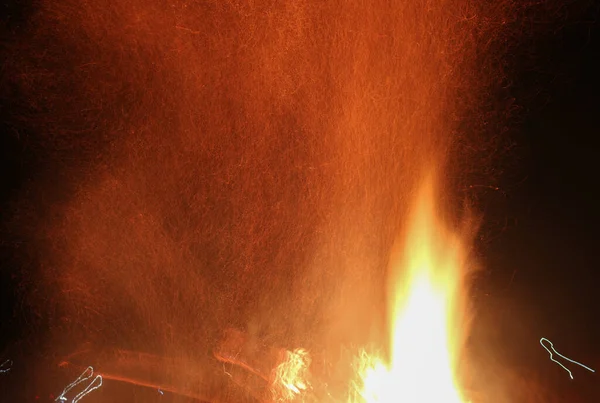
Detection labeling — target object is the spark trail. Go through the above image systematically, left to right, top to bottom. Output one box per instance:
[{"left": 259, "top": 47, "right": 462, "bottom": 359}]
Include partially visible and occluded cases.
[
  {"left": 539, "top": 337, "right": 595, "bottom": 379},
  {"left": 55, "top": 366, "right": 103, "bottom": 403}
]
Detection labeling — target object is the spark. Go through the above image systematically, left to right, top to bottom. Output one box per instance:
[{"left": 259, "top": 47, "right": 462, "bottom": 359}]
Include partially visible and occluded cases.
[
  {"left": 175, "top": 25, "right": 201, "bottom": 35},
  {"left": 539, "top": 337, "right": 595, "bottom": 379},
  {"left": 0, "top": 359, "right": 12, "bottom": 373},
  {"left": 56, "top": 366, "right": 103, "bottom": 403}
]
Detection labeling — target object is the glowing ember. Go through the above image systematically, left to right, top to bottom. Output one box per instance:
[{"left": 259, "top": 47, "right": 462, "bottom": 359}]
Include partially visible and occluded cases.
[{"left": 354, "top": 175, "right": 471, "bottom": 403}]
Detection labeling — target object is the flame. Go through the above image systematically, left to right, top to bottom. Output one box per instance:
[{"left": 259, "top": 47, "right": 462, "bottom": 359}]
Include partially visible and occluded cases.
[
  {"left": 356, "top": 174, "right": 471, "bottom": 403},
  {"left": 271, "top": 348, "right": 312, "bottom": 401}
]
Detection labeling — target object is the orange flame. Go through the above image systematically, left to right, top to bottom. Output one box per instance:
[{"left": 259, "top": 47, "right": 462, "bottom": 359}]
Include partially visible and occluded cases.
[{"left": 354, "top": 174, "right": 472, "bottom": 403}]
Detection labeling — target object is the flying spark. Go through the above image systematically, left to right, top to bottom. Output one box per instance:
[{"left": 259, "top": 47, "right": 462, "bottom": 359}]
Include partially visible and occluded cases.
[
  {"left": 539, "top": 337, "right": 595, "bottom": 379},
  {"left": 0, "top": 359, "right": 12, "bottom": 373},
  {"left": 55, "top": 366, "right": 103, "bottom": 403}
]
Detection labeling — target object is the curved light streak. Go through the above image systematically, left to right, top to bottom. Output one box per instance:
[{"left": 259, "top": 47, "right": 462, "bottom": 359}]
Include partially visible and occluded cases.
[
  {"left": 539, "top": 337, "right": 595, "bottom": 379},
  {"left": 0, "top": 359, "right": 12, "bottom": 373},
  {"left": 56, "top": 366, "right": 103, "bottom": 403}
]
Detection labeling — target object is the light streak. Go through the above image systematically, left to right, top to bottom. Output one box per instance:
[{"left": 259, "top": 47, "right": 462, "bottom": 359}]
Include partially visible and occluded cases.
[
  {"left": 539, "top": 337, "right": 595, "bottom": 379},
  {"left": 0, "top": 359, "right": 12, "bottom": 373},
  {"left": 55, "top": 366, "right": 103, "bottom": 403}
]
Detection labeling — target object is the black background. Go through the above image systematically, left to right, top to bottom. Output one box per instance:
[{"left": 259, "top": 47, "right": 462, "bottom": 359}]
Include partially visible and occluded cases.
[
  {"left": 1, "top": 0, "right": 600, "bottom": 402},
  {"left": 471, "top": 1, "right": 600, "bottom": 401}
]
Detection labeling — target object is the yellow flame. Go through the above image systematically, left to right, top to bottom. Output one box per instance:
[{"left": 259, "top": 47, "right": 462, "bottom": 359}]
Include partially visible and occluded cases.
[
  {"left": 357, "top": 175, "right": 470, "bottom": 403},
  {"left": 271, "top": 348, "right": 312, "bottom": 401}
]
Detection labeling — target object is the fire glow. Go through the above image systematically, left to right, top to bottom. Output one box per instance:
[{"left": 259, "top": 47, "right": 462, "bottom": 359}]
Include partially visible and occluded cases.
[
  {"left": 4, "top": 0, "right": 517, "bottom": 401},
  {"left": 270, "top": 175, "right": 474, "bottom": 403},
  {"left": 355, "top": 175, "right": 470, "bottom": 403}
]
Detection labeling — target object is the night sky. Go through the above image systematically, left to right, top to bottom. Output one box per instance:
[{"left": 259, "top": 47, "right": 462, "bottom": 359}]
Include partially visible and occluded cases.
[
  {"left": 2, "top": 1, "right": 600, "bottom": 402},
  {"left": 471, "top": 2, "right": 600, "bottom": 400}
]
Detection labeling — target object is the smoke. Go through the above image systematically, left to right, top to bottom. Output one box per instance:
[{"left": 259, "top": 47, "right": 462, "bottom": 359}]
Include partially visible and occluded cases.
[{"left": 1, "top": 0, "right": 528, "bottom": 398}]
